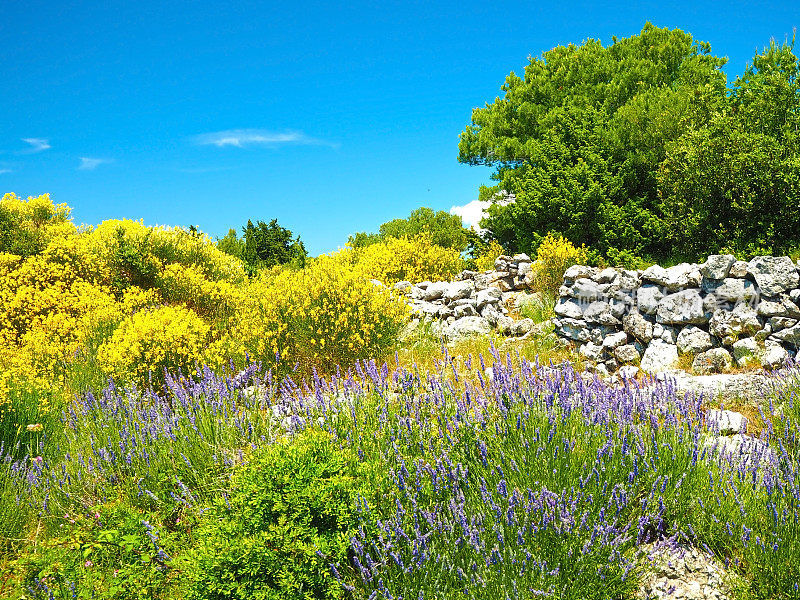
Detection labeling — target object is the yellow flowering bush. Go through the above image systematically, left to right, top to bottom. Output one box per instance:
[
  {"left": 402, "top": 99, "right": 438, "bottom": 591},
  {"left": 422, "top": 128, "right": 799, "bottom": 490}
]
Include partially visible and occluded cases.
[
  {"left": 0, "top": 193, "right": 76, "bottom": 256},
  {"left": 86, "top": 219, "right": 246, "bottom": 293},
  {"left": 0, "top": 233, "right": 123, "bottom": 408},
  {"left": 350, "top": 233, "right": 465, "bottom": 284},
  {"left": 532, "top": 233, "right": 589, "bottom": 295},
  {"left": 474, "top": 240, "right": 506, "bottom": 272},
  {"left": 225, "top": 254, "right": 410, "bottom": 378},
  {"left": 159, "top": 262, "right": 244, "bottom": 325},
  {"left": 97, "top": 305, "right": 212, "bottom": 389}
]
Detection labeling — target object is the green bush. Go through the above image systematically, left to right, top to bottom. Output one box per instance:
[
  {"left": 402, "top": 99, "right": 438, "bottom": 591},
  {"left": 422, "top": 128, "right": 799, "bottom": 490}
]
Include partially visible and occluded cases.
[{"left": 185, "top": 429, "right": 377, "bottom": 600}]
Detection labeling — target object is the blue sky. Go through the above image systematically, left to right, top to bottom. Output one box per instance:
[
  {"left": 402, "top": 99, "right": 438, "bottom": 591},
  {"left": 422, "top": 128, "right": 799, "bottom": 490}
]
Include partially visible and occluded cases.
[{"left": 1, "top": 1, "right": 797, "bottom": 255}]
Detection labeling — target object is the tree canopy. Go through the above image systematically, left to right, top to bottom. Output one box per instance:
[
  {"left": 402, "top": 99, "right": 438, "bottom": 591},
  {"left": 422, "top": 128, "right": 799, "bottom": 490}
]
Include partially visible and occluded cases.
[
  {"left": 459, "top": 23, "right": 800, "bottom": 263},
  {"left": 348, "top": 207, "right": 475, "bottom": 253},
  {"left": 217, "top": 219, "right": 307, "bottom": 272}
]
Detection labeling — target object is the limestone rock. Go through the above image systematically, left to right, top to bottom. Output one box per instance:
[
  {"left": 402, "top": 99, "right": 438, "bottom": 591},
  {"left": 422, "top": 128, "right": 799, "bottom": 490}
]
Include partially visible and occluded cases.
[
  {"left": 700, "top": 254, "right": 736, "bottom": 280},
  {"left": 748, "top": 255, "right": 799, "bottom": 296},
  {"left": 729, "top": 261, "right": 748, "bottom": 277},
  {"left": 641, "top": 263, "right": 694, "bottom": 291},
  {"left": 563, "top": 265, "right": 597, "bottom": 281},
  {"left": 594, "top": 267, "right": 620, "bottom": 284},
  {"left": 618, "top": 269, "right": 640, "bottom": 290},
  {"left": 701, "top": 278, "right": 758, "bottom": 303},
  {"left": 569, "top": 279, "right": 609, "bottom": 302},
  {"left": 393, "top": 280, "right": 413, "bottom": 292},
  {"left": 443, "top": 280, "right": 474, "bottom": 303},
  {"left": 422, "top": 281, "right": 449, "bottom": 301},
  {"left": 637, "top": 284, "right": 664, "bottom": 315},
  {"left": 475, "top": 287, "right": 502, "bottom": 311},
  {"left": 656, "top": 289, "right": 708, "bottom": 325},
  {"left": 756, "top": 298, "right": 788, "bottom": 317},
  {"left": 411, "top": 300, "right": 442, "bottom": 317},
  {"left": 583, "top": 300, "right": 621, "bottom": 325},
  {"left": 453, "top": 303, "right": 477, "bottom": 318},
  {"left": 481, "top": 304, "right": 502, "bottom": 326},
  {"left": 708, "top": 305, "right": 761, "bottom": 345},
  {"left": 623, "top": 311, "right": 654, "bottom": 344},
  {"left": 443, "top": 316, "right": 491, "bottom": 341},
  {"left": 496, "top": 316, "right": 516, "bottom": 336},
  {"left": 769, "top": 317, "right": 797, "bottom": 332},
  {"left": 513, "top": 318, "right": 534, "bottom": 337},
  {"left": 553, "top": 318, "right": 590, "bottom": 343},
  {"left": 654, "top": 323, "right": 678, "bottom": 344},
  {"left": 772, "top": 323, "right": 800, "bottom": 346},
  {"left": 677, "top": 326, "right": 714, "bottom": 355},
  {"left": 602, "top": 331, "right": 628, "bottom": 350},
  {"left": 640, "top": 340, "right": 679, "bottom": 373},
  {"left": 579, "top": 341, "right": 604, "bottom": 361},
  {"left": 761, "top": 343, "right": 789, "bottom": 369},
  {"left": 615, "top": 344, "right": 641, "bottom": 364},
  {"left": 692, "top": 348, "right": 733, "bottom": 374},
  {"left": 618, "top": 365, "right": 640, "bottom": 380},
  {"left": 707, "top": 409, "right": 748, "bottom": 435},
  {"left": 704, "top": 434, "right": 776, "bottom": 467},
  {"left": 638, "top": 542, "right": 731, "bottom": 600}
]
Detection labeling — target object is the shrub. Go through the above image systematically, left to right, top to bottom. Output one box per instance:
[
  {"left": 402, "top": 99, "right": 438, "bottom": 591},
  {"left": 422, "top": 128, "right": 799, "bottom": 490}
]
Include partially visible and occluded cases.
[
  {"left": 0, "top": 193, "right": 76, "bottom": 257},
  {"left": 87, "top": 219, "right": 247, "bottom": 294},
  {"left": 352, "top": 233, "right": 464, "bottom": 284},
  {"left": 532, "top": 233, "right": 588, "bottom": 296},
  {"left": 0, "top": 235, "right": 120, "bottom": 409},
  {"left": 473, "top": 239, "right": 505, "bottom": 272},
  {"left": 224, "top": 254, "right": 409, "bottom": 379},
  {"left": 97, "top": 305, "right": 212, "bottom": 390},
  {"left": 185, "top": 429, "right": 369, "bottom": 600}
]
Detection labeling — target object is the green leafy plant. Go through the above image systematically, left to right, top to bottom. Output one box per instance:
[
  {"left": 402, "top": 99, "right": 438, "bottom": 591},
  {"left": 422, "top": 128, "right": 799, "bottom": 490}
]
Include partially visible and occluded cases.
[{"left": 185, "top": 429, "right": 382, "bottom": 600}]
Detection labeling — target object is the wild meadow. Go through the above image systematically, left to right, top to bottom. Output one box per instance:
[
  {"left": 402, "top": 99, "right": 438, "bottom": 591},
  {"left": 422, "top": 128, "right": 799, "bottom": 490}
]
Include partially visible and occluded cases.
[{"left": 2, "top": 192, "right": 800, "bottom": 599}]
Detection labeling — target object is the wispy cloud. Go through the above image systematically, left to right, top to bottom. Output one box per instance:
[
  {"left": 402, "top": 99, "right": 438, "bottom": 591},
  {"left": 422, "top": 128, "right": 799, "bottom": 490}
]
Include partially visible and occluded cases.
[
  {"left": 194, "top": 129, "right": 335, "bottom": 148},
  {"left": 21, "top": 138, "right": 51, "bottom": 153},
  {"left": 78, "top": 157, "right": 112, "bottom": 171},
  {"left": 0, "top": 168, "right": 12, "bottom": 174}
]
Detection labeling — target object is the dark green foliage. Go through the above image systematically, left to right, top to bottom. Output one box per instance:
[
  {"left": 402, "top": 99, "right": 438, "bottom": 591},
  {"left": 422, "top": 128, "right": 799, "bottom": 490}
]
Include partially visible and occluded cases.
[
  {"left": 459, "top": 23, "right": 728, "bottom": 262},
  {"left": 461, "top": 24, "right": 800, "bottom": 263},
  {"left": 659, "top": 36, "right": 800, "bottom": 258},
  {"left": 348, "top": 207, "right": 474, "bottom": 253},
  {"left": 223, "top": 219, "right": 307, "bottom": 273},
  {"left": 185, "top": 429, "right": 370, "bottom": 600}
]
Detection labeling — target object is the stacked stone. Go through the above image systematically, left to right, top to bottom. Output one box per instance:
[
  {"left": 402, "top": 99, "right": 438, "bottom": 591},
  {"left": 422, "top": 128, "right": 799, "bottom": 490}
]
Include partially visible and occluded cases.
[
  {"left": 396, "top": 254, "right": 541, "bottom": 342},
  {"left": 553, "top": 255, "right": 800, "bottom": 374}
]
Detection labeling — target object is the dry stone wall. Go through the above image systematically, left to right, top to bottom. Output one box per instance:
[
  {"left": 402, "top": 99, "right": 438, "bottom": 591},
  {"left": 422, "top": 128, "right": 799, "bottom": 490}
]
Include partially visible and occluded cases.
[
  {"left": 392, "top": 254, "right": 545, "bottom": 342},
  {"left": 553, "top": 255, "right": 800, "bottom": 375}
]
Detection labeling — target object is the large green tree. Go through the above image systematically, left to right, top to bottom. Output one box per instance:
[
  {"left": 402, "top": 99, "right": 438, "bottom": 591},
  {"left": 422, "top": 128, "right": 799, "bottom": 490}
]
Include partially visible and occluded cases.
[
  {"left": 459, "top": 23, "right": 728, "bottom": 262},
  {"left": 659, "top": 36, "right": 800, "bottom": 258}
]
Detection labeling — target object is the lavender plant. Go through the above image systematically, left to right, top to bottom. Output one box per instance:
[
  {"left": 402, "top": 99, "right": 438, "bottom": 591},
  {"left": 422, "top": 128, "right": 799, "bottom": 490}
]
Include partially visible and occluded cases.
[{"left": 6, "top": 350, "right": 800, "bottom": 599}]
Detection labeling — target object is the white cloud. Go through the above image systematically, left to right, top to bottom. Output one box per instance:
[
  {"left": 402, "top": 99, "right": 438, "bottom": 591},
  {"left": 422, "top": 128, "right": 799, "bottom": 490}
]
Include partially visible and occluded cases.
[
  {"left": 194, "top": 129, "right": 334, "bottom": 148},
  {"left": 21, "top": 138, "right": 51, "bottom": 153},
  {"left": 78, "top": 157, "right": 112, "bottom": 171},
  {"left": 0, "top": 168, "right": 11, "bottom": 174},
  {"left": 450, "top": 192, "right": 516, "bottom": 234},
  {"left": 450, "top": 199, "right": 489, "bottom": 232}
]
